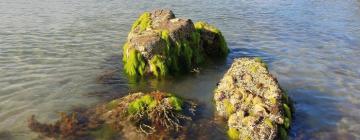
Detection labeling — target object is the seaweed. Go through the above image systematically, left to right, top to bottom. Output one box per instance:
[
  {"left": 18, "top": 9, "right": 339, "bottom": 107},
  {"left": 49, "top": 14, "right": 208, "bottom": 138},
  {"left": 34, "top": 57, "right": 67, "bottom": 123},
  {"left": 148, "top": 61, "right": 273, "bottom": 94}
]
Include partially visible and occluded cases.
[
  {"left": 131, "top": 12, "right": 152, "bottom": 32},
  {"left": 194, "top": 21, "right": 229, "bottom": 56},
  {"left": 160, "top": 30, "right": 180, "bottom": 73},
  {"left": 191, "top": 32, "right": 205, "bottom": 64},
  {"left": 123, "top": 43, "right": 146, "bottom": 77},
  {"left": 149, "top": 55, "right": 168, "bottom": 77},
  {"left": 125, "top": 92, "right": 195, "bottom": 134},
  {"left": 128, "top": 95, "right": 157, "bottom": 114},
  {"left": 168, "top": 95, "right": 183, "bottom": 111},
  {"left": 283, "top": 104, "right": 292, "bottom": 120},
  {"left": 28, "top": 112, "right": 90, "bottom": 139},
  {"left": 283, "top": 117, "right": 290, "bottom": 129},
  {"left": 279, "top": 126, "right": 288, "bottom": 140}
]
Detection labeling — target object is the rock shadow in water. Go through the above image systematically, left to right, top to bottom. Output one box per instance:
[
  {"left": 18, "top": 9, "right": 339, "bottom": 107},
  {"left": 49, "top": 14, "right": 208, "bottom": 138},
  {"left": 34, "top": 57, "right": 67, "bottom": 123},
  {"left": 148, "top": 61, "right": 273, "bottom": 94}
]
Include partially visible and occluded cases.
[{"left": 286, "top": 88, "right": 350, "bottom": 139}]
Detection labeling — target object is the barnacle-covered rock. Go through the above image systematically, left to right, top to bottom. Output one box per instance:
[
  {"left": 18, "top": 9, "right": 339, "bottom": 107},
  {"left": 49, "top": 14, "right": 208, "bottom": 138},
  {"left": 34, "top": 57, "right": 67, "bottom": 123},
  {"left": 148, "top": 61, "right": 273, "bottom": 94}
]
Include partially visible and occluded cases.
[
  {"left": 123, "top": 9, "right": 229, "bottom": 78},
  {"left": 213, "top": 58, "right": 293, "bottom": 140}
]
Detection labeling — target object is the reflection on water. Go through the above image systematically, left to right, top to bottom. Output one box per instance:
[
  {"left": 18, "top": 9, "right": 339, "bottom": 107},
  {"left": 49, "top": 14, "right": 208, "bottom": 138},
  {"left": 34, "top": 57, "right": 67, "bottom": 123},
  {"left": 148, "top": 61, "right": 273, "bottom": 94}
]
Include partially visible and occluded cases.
[{"left": 1, "top": 0, "right": 360, "bottom": 139}]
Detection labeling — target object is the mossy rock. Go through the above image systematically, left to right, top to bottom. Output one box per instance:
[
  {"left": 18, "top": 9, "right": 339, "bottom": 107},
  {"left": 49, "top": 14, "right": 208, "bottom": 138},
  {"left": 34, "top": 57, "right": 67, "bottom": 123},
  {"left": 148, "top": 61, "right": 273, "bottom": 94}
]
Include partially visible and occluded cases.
[
  {"left": 122, "top": 9, "right": 229, "bottom": 78},
  {"left": 213, "top": 58, "right": 293, "bottom": 140},
  {"left": 28, "top": 91, "right": 197, "bottom": 139},
  {"left": 99, "top": 91, "right": 197, "bottom": 139}
]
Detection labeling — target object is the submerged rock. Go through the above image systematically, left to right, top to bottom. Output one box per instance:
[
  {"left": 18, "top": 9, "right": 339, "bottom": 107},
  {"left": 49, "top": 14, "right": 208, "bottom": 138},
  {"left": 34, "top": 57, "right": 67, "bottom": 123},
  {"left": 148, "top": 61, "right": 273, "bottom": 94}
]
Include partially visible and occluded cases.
[
  {"left": 123, "top": 9, "right": 229, "bottom": 78},
  {"left": 213, "top": 58, "right": 292, "bottom": 140},
  {"left": 28, "top": 91, "right": 197, "bottom": 139},
  {"left": 97, "top": 91, "right": 196, "bottom": 137},
  {"left": 28, "top": 112, "right": 91, "bottom": 139}
]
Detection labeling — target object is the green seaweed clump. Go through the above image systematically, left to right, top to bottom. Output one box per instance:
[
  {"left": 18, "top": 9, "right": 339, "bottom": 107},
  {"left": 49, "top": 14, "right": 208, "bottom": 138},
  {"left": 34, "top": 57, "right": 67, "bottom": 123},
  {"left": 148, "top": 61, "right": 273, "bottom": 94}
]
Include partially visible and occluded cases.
[
  {"left": 131, "top": 12, "right": 152, "bottom": 32},
  {"left": 194, "top": 21, "right": 229, "bottom": 56},
  {"left": 122, "top": 29, "right": 206, "bottom": 78},
  {"left": 160, "top": 30, "right": 204, "bottom": 74},
  {"left": 161, "top": 30, "right": 180, "bottom": 73},
  {"left": 191, "top": 31, "right": 205, "bottom": 64},
  {"left": 123, "top": 43, "right": 146, "bottom": 77},
  {"left": 149, "top": 55, "right": 168, "bottom": 77},
  {"left": 254, "top": 57, "right": 268, "bottom": 69},
  {"left": 275, "top": 90, "right": 293, "bottom": 140},
  {"left": 123, "top": 91, "right": 195, "bottom": 134},
  {"left": 127, "top": 92, "right": 185, "bottom": 114},
  {"left": 128, "top": 95, "right": 157, "bottom": 115},
  {"left": 168, "top": 95, "right": 183, "bottom": 111},
  {"left": 279, "top": 126, "right": 288, "bottom": 140}
]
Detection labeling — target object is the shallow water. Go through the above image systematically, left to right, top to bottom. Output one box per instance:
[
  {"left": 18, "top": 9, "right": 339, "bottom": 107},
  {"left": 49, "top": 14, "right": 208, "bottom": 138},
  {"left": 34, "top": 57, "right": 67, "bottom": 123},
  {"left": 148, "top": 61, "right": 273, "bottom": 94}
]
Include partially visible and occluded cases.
[{"left": 1, "top": 0, "right": 360, "bottom": 139}]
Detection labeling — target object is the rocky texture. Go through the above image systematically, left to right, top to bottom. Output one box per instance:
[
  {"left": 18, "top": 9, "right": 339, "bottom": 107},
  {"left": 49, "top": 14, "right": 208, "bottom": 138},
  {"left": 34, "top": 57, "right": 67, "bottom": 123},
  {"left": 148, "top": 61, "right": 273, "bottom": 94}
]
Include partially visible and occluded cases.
[
  {"left": 123, "top": 9, "right": 229, "bottom": 78},
  {"left": 213, "top": 58, "right": 292, "bottom": 140},
  {"left": 28, "top": 91, "right": 197, "bottom": 139}
]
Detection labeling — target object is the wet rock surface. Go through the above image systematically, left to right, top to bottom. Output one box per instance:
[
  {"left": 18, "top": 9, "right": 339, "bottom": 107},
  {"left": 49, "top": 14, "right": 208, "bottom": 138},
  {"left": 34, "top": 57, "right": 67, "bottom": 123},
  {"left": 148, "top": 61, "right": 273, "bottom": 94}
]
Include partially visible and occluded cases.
[
  {"left": 123, "top": 9, "right": 229, "bottom": 78},
  {"left": 214, "top": 58, "right": 292, "bottom": 140}
]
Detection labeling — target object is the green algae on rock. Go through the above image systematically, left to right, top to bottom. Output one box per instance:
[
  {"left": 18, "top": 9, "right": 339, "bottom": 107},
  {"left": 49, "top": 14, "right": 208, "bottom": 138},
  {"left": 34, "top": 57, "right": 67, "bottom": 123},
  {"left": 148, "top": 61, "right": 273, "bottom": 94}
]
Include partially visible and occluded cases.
[
  {"left": 122, "top": 9, "right": 229, "bottom": 78},
  {"left": 131, "top": 12, "right": 151, "bottom": 32},
  {"left": 194, "top": 21, "right": 229, "bottom": 57},
  {"left": 213, "top": 58, "right": 293, "bottom": 140},
  {"left": 28, "top": 91, "right": 197, "bottom": 139},
  {"left": 99, "top": 91, "right": 195, "bottom": 134}
]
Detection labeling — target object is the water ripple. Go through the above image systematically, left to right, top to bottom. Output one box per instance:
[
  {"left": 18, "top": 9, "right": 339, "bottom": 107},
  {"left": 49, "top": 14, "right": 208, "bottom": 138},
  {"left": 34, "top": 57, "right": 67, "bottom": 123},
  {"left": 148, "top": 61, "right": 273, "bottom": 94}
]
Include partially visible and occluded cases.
[{"left": 1, "top": 0, "right": 360, "bottom": 139}]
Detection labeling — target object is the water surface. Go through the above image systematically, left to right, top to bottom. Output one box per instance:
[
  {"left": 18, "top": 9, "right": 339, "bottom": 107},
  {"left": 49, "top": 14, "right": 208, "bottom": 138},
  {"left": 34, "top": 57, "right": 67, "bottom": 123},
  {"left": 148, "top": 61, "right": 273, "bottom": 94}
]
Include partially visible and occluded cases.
[{"left": 1, "top": 0, "right": 360, "bottom": 139}]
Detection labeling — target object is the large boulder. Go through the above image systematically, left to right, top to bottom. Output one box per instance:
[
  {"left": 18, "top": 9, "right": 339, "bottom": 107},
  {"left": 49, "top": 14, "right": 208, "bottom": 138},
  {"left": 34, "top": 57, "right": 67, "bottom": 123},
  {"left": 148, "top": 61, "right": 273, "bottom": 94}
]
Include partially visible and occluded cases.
[
  {"left": 123, "top": 9, "right": 229, "bottom": 78},
  {"left": 213, "top": 58, "right": 292, "bottom": 140}
]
